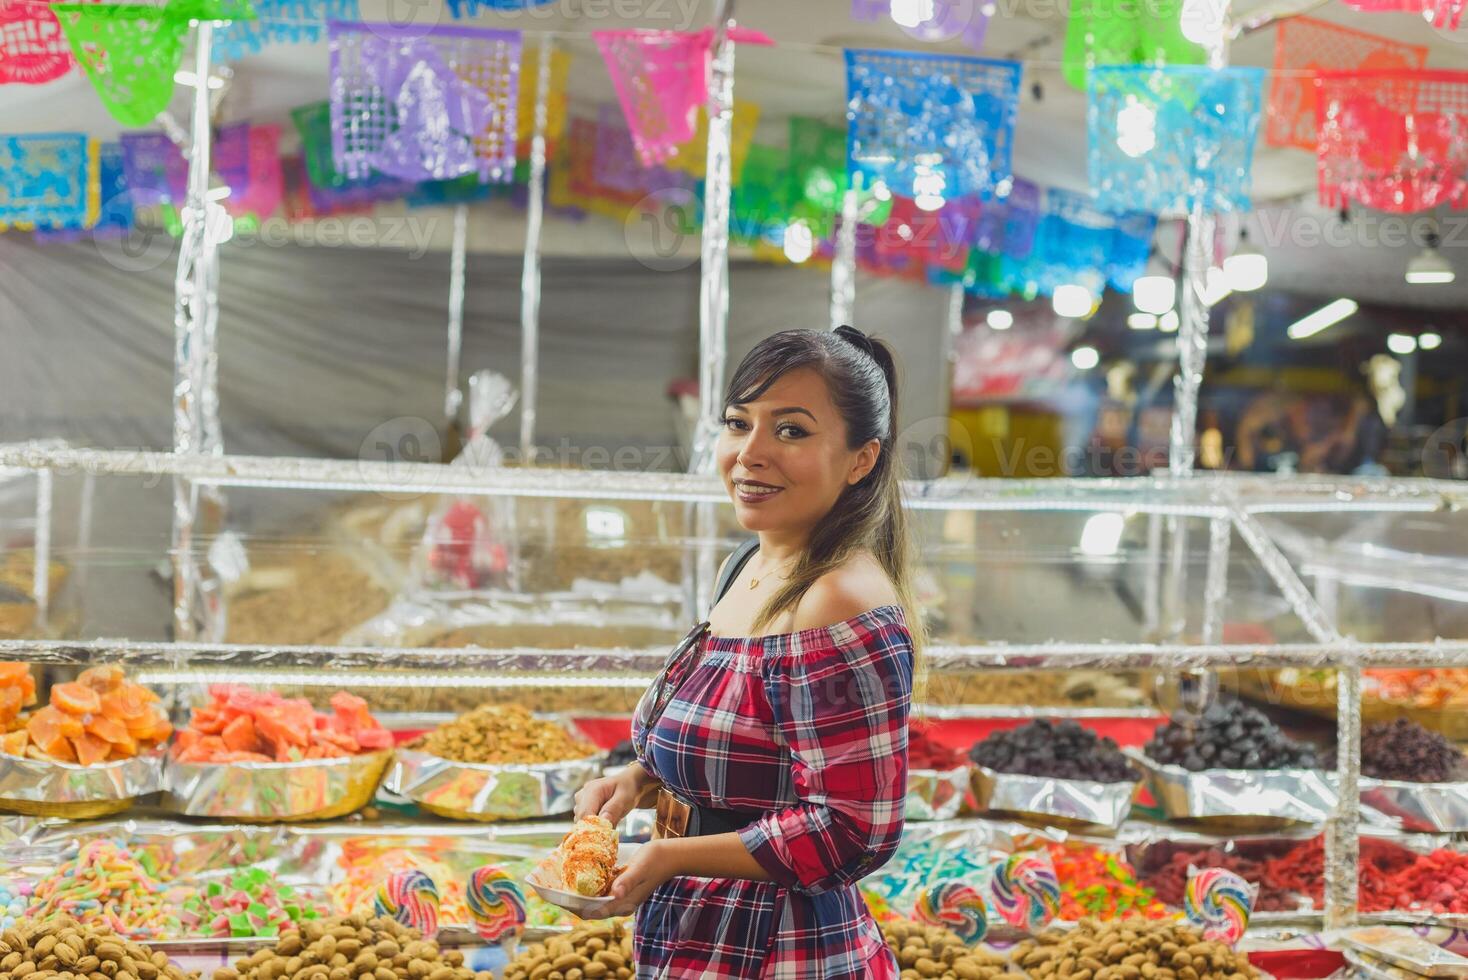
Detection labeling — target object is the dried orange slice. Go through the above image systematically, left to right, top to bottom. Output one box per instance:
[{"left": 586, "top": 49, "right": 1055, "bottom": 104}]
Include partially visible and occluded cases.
[
  {"left": 78, "top": 666, "right": 125, "bottom": 694},
  {"left": 51, "top": 683, "right": 101, "bottom": 717},
  {"left": 0, "top": 686, "right": 22, "bottom": 721},
  {"left": 27, "top": 707, "right": 73, "bottom": 759}
]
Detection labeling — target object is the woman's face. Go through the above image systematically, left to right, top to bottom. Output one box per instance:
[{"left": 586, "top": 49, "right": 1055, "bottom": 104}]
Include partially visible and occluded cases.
[{"left": 716, "top": 367, "right": 879, "bottom": 538}]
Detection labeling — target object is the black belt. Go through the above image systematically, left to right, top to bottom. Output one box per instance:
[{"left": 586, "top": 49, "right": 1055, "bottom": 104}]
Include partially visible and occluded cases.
[{"left": 655, "top": 787, "right": 765, "bottom": 839}]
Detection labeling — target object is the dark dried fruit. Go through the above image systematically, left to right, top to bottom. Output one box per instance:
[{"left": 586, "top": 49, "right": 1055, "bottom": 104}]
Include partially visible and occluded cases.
[
  {"left": 1145, "top": 700, "right": 1318, "bottom": 771},
  {"left": 1327, "top": 718, "right": 1466, "bottom": 782},
  {"left": 969, "top": 719, "right": 1137, "bottom": 783}
]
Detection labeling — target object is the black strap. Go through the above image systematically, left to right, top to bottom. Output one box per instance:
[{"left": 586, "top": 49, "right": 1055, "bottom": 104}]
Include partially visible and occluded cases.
[{"left": 711, "top": 538, "right": 760, "bottom": 605}]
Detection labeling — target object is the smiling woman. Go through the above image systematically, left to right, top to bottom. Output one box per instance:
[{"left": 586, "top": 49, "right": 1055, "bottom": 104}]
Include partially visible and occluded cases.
[{"left": 571, "top": 326, "right": 921, "bottom": 979}]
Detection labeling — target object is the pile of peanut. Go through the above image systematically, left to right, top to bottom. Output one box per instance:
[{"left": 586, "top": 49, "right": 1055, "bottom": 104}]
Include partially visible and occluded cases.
[
  {"left": 411, "top": 705, "right": 598, "bottom": 765},
  {"left": 0, "top": 916, "right": 195, "bottom": 980},
  {"left": 216, "top": 916, "right": 491, "bottom": 980},
  {"left": 1012, "top": 919, "right": 1261, "bottom": 980},
  {"left": 501, "top": 920, "right": 633, "bottom": 980},
  {"left": 882, "top": 920, "right": 1008, "bottom": 980}
]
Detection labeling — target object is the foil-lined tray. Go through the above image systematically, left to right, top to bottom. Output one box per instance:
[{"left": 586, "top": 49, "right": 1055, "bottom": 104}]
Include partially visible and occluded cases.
[
  {"left": 0, "top": 748, "right": 165, "bottom": 818},
  {"left": 384, "top": 748, "right": 605, "bottom": 822},
  {"left": 165, "top": 750, "right": 391, "bottom": 822},
  {"left": 1127, "top": 750, "right": 1338, "bottom": 827},
  {"left": 969, "top": 764, "right": 1137, "bottom": 831},
  {"left": 906, "top": 767, "right": 969, "bottom": 821},
  {"left": 1361, "top": 777, "right": 1468, "bottom": 833}
]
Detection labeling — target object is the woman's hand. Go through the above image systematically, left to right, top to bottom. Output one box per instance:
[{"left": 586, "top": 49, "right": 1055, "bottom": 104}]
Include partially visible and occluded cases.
[
  {"left": 573, "top": 765, "right": 654, "bottom": 824},
  {"left": 596, "top": 839, "right": 680, "bottom": 918}
]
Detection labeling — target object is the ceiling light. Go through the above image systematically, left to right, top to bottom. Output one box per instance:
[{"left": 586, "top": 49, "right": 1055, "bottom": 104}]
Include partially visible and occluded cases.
[
  {"left": 889, "top": 0, "right": 936, "bottom": 28},
  {"left": 1115, "top": 98, "right": 1157, "bottom": 158},
  {"left": 782, "top": 221, "right": 814, "bottom": 264},
  {"left": 1223, "top": 229, "right": 1268, "bottom": 292},
  {"left": 1406, "top": 236, "right": 1455, "bottom": 285},
  {"left": 1201, "top": 266, "right": 1233, "bottom": 305},
  {"left": 1132, "top": 275, "right": 1176, "bottom": 315},
  {"left": 1053, "top": 283, "right": 1094, "bottom": 319},
  {"left": 1286, "top": 298, "right": 1358, "bottom": 340},
  {"left": 987, "top": 309, "right": 1014, "bottom": 330},
  {"left": 1159, "top": 310, "right": 1180, "bottom": 332},
  {"left": 1128, "top": 312, "right": 1158, "bottom": 330},
  {"left": 1420, "top": 331, "right": 1442, "bottom": 351},
  {"left": 1387, "top": 332, "right": 1418, "bottom": 355},
  {"left": 1071, "top": 346, "right": 1100, "bottom": 370},
  {"left": 1079, "top": 512, "right": 1125, "bottom": 557}
]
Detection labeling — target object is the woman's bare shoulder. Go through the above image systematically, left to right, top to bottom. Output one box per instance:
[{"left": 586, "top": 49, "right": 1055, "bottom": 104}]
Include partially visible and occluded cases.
[{"left": 792, "top": 552, "right": 900, "bottom": 631}]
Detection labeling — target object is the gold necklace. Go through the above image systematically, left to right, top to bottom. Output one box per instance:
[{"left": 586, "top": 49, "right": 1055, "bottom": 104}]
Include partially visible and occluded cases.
[{"left": 748, "top": 557, "right": 795, "bottom": 590}]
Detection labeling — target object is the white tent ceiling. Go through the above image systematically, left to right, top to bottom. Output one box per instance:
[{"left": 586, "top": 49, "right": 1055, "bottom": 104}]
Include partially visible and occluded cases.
[{"left": 4, "top": 0, "right": 1468, "bottom": 309}]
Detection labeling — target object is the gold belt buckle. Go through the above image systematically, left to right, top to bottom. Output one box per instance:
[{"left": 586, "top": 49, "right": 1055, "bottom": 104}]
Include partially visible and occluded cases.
[{"left": 654, "top": 787, "right": 691, "bottom": 840}]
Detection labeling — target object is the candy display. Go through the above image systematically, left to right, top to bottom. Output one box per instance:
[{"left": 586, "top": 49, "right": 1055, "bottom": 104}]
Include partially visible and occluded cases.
[
  {"left": 6, "top": 666, "right": 170, "bottom": 765},
  {"left": 1368, "top": 669, "right": 1468, "bottom": 710},
  {"left": 174, "top": 687, "right": 392, "bottom": 763},
  {"left": 1144, "top": 701, "right": 1320, "bottom": 771},
  {"left": 408, "top": 704, "right": 598, "bottom": 765},
  {"left": 1347, "top": 718, "right": 1468, "bottom": 782},
  {"left": 969, "top": 719, "right": 1136, "bottom": 782},
  {"left": 909, "top": 723, "right": 967, "bottom": 770},
  {"left": 535, "top": 815, "right": 620, "bottom": 898},
  {"left": 863, "top": 830, "right": 993, "bottom": 917},
  {"left": 1261, "top": 836, "right": 1426, "bottom": 912},
  {"left": 27, "top": 840, "right": 187, "bottom": 939},
  {"left": 1045, "top": 841, "right": 1171, "bottom": 922},
  {"left": 1140, "top": 845, "right": 1301, "bottom": 913},
  {"left": 990, "top": 851, "right": 1060, "bottom": 931},
  {"left": 465, "top": 866, "right": 525, "bottom": 944},
  {"left": 1184, "top": 867, "right": 1254, "bottom": 945},
  {"left": 178, "top": 869, "right": 327, "bottom": 938},
  {"left": 373, "top": 870, "right": 440, "bottom": 936},
  {"left": 0, "top": 878, "right": 32, "bottom": 929},
  {"left": 915, "top": 881, "right": 989, "bottom": 944},
  {"left": 0, "top": 915, "right": 197, "bottom": 980},
  {"left": 218, "top": 916, "right": 493, "bottom": 980},
  {"left": 501, "top": 918, "right": 635, "bottom": 980},
  {"left": 879, "top": 919, "right": 1008, "bottom": 979},
  {"left": 1011, "top": 919, "right": 1263, "bottom": 979}
]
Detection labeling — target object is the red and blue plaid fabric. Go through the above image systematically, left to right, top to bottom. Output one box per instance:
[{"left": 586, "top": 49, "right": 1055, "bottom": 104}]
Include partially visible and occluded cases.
[{"left": 631, "top": 606, "right": 913, "bottom": 979}]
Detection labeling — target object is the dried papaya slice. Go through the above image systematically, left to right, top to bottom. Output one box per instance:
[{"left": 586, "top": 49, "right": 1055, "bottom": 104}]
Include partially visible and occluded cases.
[
  {"left": 51, "top": 683, "right": 102, "bottom": 716},
  {"left": 0, "top": 686, "right": 22, "bottom": 721},
  {"left": 27, "top": 707, "right": 73, "bottom": 759},
  {"left": 86, "top": 714, "right": 128, "bottom": 743},
  {"left": 221, "top": 714, "right": 257, "bottom": 754},
  {"left": 1, "top": 730, "right": 27, "bottom": 757},
  {"left": 71, "top": 733, "right": 110, "bottom": 767}
]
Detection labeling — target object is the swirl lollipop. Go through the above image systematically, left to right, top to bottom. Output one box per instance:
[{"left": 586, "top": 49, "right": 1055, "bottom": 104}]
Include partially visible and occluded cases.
[
  {"left": 990, "top": 852, "right": 1059, "bottom": 932},
  {"left": 466, "top": 866, "right": 526, "bottom": 944},
  {"left": 1184, "top": 867, "right": 1254, "bottom": 945},
  {"left": 374, "top": 870, "right": 440, "bottom": 936},
  {"left": 915, "top": 881, "right": 989, "bottom": 944}
]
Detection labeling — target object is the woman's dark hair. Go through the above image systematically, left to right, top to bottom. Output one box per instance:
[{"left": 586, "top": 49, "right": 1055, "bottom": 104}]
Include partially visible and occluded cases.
[{"left": 722, "top": 326, "right": 923, "bottom": 654}]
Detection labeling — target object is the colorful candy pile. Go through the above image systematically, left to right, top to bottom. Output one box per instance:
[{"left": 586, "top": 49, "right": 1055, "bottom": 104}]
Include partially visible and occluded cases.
[
  {"left": 0, "top": 662, "right": 37, "bottom": 734},
  {"left": 6, "top": 666, "right": 171, "bottom": 765},
  {"left": 174, "top": 687, "right": 393, "bottom": 763},
  {"left": 908, "top": 724, "right": 966, "bottom": 770},
  {"left": 863, "top": 834, "right": 992, "bottom": 916},
  {"left": 26, "top": 840, "right": 187, "bottom": 939},
  {"left": 1045, "top": 842, "right": 1171, "bottom": 921},
  {"left": 1141, "top": 846, "right": 1301, "bottom": 913},
  {"left": 178, "top": 869, "right": 327, "bottom": 938},
  {"left": 0, "top": 878, "right": 32, "bottom": 929}
]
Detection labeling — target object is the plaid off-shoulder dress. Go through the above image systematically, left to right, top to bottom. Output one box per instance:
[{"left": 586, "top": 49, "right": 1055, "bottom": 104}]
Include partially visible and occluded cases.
[{"left": 630, "top": 605, "right": 913, "bottom": 979}]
